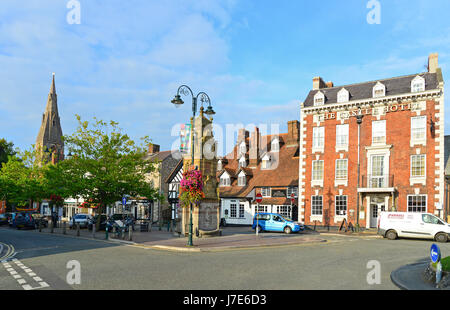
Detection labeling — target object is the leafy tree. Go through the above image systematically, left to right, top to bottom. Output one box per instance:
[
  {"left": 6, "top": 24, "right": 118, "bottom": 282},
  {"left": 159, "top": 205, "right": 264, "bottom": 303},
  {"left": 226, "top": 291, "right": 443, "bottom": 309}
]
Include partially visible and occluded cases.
[
  {"left": 46, "top": 115, "right": 162, "bottom": 223},
  {"left": 0, "top": 138, "right": 16, "bottom": 166},
  {"left": 0, "top": 147, "right": 48, "bottom": 207}
]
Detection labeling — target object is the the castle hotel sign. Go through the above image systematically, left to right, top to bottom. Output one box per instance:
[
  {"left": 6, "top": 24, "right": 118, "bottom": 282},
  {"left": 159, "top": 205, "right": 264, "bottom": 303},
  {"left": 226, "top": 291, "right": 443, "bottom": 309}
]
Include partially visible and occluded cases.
[{"left": 316, "top": 102, "right": 424, "bottom": 122}]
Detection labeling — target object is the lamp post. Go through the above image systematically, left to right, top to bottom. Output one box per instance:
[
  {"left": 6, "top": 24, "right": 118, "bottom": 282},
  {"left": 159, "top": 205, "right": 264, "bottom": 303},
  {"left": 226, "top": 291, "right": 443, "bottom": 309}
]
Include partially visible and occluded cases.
[
  {"left": 171, "top": 85, "right": 215, "bottom": 247},
  {"left": 356, "top": 114, "right": 364, "bottom": 232}
]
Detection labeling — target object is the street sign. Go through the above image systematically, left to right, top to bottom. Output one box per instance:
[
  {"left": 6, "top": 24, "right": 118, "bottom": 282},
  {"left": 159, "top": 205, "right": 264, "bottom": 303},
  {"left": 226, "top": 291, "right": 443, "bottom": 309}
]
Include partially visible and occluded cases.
[
  {"left": 255, "top": 193, "right": 263, "bottom": 204},
  {"left": 291, "top": 193, "right": 296, "bottom": 204},
  {"left": 122, "top": 197, "right": 127, "bottom": 205},
  {"left": 430, "top": 244, "right": 441, "bottom": 263}
]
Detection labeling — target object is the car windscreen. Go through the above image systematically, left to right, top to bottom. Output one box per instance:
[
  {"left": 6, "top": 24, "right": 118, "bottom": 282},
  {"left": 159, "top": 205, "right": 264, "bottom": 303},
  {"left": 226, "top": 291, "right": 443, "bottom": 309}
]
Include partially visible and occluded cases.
[{"left": 280, "top": 215, "right": 293, "bottom": 222}]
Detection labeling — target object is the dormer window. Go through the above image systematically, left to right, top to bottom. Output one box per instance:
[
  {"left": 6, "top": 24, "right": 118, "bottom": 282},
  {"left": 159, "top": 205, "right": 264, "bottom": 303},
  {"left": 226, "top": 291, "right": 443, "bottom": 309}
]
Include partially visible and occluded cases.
[
  {"left": 411, "top": 76, "right": 425, "bottom": 93},
  {"left": 373, "top": 82, "right": 386, "bottom": 98},
  {"left": 337, "top": 88, "right": 349, "bottom": 103},
  {"left": 314, "top": 91, "right": 325, "bottom": 106},
  {"left": 271, "top": 138, "right": 279, "bottom": 152},
  {"left": 239, "top": 141, "right": 246, "bottom": 155},
  {"left": 262, "top": 154, "right": 271, "bottom": 170},
  {"left": 239, "top": 156, "right": 247, "bottom": 168},
  {"left": 217, "top": 160, "right": 222, "bottom": 171},
  {"left": 238, "top": 171, "right": 246, "bottom": 187},
  {"left": 219, "top": 173, "right": 231, "bottom": 187}
]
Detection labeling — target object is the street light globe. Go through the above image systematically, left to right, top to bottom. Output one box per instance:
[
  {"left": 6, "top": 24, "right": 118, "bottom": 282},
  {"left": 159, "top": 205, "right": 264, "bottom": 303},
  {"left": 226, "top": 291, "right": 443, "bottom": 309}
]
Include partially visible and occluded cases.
[
  {"left": 171, "top": 95, "right": 184, "bottom": 108},
  {"left": 205, "top": 105, "right": 216, "bottom": 116}
]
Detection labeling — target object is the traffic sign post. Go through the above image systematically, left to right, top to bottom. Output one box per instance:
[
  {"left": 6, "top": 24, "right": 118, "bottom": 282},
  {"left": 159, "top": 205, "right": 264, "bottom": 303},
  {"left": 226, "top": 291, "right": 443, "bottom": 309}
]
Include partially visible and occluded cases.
[
  {"left": 255, "top": 194, "right": 263, "bottom": 236},
  {"left": 430, "top": 244, "right": 442, "bottom": 285}
]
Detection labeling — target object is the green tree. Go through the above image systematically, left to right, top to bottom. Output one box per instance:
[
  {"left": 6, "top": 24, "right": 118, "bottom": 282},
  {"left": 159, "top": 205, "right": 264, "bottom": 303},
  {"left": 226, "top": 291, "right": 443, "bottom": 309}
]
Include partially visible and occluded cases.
[
  {"left": 46, "top": 115, "right": 161, "bottom": 222},
  {"left": 0, "top": 138, "right": 16, "bottom": 166},
  {"left": 0, "top": 147, "right": 48, "bottom": 208}
]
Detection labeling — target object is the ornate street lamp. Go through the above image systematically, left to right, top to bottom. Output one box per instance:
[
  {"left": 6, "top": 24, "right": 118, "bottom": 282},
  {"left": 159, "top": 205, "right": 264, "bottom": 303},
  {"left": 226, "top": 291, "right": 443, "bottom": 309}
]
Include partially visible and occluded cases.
[
  {"left": 171, "top": 85, "right": 215, "bottom": 247},
  {"left": 356, "top": 114, "right": 364, "bottom": 232}
]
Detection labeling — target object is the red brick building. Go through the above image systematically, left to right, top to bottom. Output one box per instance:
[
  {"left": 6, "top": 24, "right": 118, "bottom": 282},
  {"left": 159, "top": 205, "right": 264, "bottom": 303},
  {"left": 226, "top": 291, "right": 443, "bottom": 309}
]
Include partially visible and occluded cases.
[
  {"left": 299, "top": 53, "right": 445, "bottom": 229},
  {"left": 218, "top": 121, "right": 300, "bottom": 225}
]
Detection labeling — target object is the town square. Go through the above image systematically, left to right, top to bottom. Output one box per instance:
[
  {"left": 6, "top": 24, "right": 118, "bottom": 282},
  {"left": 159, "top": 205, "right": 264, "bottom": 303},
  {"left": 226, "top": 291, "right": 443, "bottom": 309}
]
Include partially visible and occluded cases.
[{"left": 1, "top": 0, "right": 450, "bottom": 299}]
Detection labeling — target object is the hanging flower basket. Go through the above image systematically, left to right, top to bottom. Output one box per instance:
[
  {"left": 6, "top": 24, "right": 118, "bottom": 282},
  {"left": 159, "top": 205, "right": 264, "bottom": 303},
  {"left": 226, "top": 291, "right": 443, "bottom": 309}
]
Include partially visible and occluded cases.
[{"left": 179, "top": 169, "right": 205, "bottom": 208}]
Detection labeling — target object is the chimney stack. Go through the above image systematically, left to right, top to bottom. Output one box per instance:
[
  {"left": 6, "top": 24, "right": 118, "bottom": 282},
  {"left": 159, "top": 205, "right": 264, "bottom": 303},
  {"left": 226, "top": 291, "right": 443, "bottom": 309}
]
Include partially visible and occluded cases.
[
  {"left": 428, "top": 53, "right": 439, "bottom": 73},
  {"left": 313, "top": 77, "right": 327, "bottom": 90},
  {"left": 325, "top": 81, "right": 334, "bottom": 88},
  {"left": 286, "top": 120, "right": 300, "bottom": 147},
  {"left": 249, "top": 127, "right": 260, "bottom": 167},
  {"left": 237, "top": 128, "right": 249, "bottom": 144},
  {"left": 149, "top": 144, "right": 160, "bottom": 154}
]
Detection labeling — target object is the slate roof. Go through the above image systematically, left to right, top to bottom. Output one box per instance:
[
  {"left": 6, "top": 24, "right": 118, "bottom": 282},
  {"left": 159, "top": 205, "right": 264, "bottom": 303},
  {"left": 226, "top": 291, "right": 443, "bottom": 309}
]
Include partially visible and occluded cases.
[
  {"left": 303, "top": 72, "right": 439, "bottom": 108},
  {"left": 217, "top": 133, "right": 299, "bottom": 199}
]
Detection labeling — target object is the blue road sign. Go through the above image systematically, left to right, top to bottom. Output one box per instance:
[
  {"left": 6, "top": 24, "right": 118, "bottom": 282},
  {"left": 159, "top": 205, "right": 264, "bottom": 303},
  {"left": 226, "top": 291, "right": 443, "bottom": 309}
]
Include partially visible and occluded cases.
[
  {"left": 122, "top": 197, "right": 127, "bottom": 205},
  {"left": 430, "top": 244, "right": 441, "bottom": 263}
]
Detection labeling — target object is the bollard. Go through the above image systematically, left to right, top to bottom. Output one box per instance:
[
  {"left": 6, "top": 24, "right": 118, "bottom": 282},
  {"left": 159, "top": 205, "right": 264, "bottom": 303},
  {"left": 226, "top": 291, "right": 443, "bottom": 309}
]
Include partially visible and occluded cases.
[
  {"left": 39, "top": 220, "right": 42, "bottom": 232},
  {"left": 50, "top": 221, "right": 54, "bottom": 233},
  {"left": 63, "top": 222, "right": 67, "bottom": 235},
  {"left": 77, "top": 223, "right": 80, "bottom": 237},
  {"left": 92, "top": 223, "right": 96, "bottom": 239},
  {"left": 105, "top": 226, "right": 109, "bottom": 240},
  {"left": 128, "top": 226, "right": 132, "bottom": 241}
]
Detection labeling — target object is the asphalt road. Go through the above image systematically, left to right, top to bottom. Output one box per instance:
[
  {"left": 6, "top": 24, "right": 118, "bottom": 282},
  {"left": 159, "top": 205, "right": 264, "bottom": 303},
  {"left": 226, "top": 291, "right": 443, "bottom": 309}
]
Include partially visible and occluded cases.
[{"left": 1, "top": 227, "right": 449, "bottom": 290}]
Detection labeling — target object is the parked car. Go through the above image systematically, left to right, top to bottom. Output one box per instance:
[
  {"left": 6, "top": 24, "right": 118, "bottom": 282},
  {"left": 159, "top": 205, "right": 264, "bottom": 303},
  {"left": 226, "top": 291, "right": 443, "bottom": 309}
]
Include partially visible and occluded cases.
[
  {"left": 14, "top": 212, "right": 36, "bottom": 229},
  {"left": 378, "top": 212, "right": 450, "bottom": 243},
  {"left": 69, "top": 213, "right": 92, "bottom": 229},
  {"left": 252, "top": 213, "right": 304, "bottom": 234},
  {"left": 0, "top": 214, "right": 8, "bottom": 226},
  {"left": 88, "top": 214, "right": 110, "bottom": 231}
]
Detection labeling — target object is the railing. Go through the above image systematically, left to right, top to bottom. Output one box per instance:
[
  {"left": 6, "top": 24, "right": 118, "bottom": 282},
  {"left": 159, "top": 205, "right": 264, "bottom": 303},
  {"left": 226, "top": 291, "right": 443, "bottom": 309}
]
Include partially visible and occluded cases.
[{"left": 361, "top": 175, "right": 394, "bottom": 188}]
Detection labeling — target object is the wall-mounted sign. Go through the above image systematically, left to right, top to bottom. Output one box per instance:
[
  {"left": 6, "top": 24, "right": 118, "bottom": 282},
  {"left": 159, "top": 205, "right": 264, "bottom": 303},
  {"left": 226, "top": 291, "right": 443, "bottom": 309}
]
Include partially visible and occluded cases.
[
  {"left": 317, "top": 102, "right": 423, "bottom": 122},
  {"left": 272, "top": 190, "right": 287, "bottom": 198}
]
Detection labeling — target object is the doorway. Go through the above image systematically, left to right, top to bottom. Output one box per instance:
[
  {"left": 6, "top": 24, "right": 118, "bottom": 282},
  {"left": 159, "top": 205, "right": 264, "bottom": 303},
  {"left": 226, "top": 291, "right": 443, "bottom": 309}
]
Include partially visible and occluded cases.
[{"left": 370, "top": 202, "right": 385, "bottom": 228}]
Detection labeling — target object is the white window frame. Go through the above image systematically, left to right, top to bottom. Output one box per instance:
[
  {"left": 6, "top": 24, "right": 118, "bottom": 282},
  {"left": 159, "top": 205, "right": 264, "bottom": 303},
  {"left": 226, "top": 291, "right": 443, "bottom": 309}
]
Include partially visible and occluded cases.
[
  {"left": 411, "top": 76, "right": 425, "bottom": 93},
  {"left": 373, "top": 82, "right": 386, "bottom": 98},
  {"left": 337, "top": 88, "right": 349, "bottom": 103},
  {"left": 314, "top": 91, "right": 325, "bottom": 106},
  {"left": 411, "top": 116, "right": 426, "bottom": 145},
  {"left": 372, "top": 120, "right": 386, "bottom": 145},
  {"left": 336, "top": 124, "right": 349, "bottom": 150},
  {"left": 312, "top": 126, "right": 325, "bottom": 153},
  {"left": 271, "top": 138, "right": 280, "bottom": 152},
  {"left": 261, "top": 154, "right": 271, "bottom": 170},
  {"left": 410, "top": 154, "right": 426, "bottom": 186},
  {"left": 239, "top": 156, "right": 247, "bottom": 168},
  {"left": 335, "top": 159, "right": 348, "bottom": 180},
  {"left": 312, "top": 160, "right": 324, "bottom": 187},
  {"left": 237, "top": 171, "right": 246, "bottom": 187},
  {"left": 219, "top": 174, "right": 231, "bottom": 187},
  {"left": 261, "top": 187, "right": 271, "bottom": 198},
  {"left": 287, "top": 187, "right": 298, "bottom": 198},
  {"left": 311, "top": 195, "right": 323, "bottom": 216},
  {"left": 335, "top": 195, "right": 348, "bottom": 217},
  {"left": 407, "top": 195, "right": 427, "bottom": 213},
  {"left": 239, "top": 203, "right": 245, "bottom": 218},
  {"left": 230, "top": 204, "right": 237, "bottom": 218},
  {"left": 277, "top": 205, "right": 292, "bottom": 218}
]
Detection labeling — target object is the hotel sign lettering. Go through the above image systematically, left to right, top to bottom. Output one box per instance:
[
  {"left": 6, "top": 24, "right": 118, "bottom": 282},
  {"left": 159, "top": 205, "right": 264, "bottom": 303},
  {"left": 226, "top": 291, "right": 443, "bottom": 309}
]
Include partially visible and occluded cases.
[{"left": 318, "top": 102, "right": 423, "bottom": 122}]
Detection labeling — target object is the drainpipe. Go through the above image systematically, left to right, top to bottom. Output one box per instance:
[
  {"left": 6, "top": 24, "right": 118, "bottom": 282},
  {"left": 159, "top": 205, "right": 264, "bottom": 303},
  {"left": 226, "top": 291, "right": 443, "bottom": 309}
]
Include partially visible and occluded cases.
[{"left": 356, "top": 114, "right": 364, "bottom": 232}]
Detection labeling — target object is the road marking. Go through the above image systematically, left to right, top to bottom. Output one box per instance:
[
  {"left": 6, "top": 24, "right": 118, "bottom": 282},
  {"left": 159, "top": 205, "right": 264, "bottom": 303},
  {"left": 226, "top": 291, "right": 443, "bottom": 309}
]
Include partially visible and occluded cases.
[{"left": 1, "top": 259, "right": 51, "bottom": 290}]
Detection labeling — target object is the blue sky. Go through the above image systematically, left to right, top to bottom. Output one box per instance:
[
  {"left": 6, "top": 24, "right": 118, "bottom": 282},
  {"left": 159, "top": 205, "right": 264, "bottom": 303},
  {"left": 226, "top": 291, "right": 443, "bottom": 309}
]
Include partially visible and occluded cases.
[{"left": 0, "top": 0, "right": 449, "bottom": 156}]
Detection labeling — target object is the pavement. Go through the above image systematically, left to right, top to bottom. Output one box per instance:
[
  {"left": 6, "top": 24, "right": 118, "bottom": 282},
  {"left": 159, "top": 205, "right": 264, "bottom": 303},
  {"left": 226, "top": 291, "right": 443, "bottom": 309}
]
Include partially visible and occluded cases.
[{"left": 24, "top": 224, "right": 381, "bottom": 252}]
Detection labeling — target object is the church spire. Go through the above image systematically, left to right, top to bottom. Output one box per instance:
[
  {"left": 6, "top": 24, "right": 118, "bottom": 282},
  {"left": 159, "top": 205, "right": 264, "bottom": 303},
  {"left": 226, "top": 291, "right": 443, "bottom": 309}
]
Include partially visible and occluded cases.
[{"left": 36, "top": 73, "right": 64, "bottom": 163}]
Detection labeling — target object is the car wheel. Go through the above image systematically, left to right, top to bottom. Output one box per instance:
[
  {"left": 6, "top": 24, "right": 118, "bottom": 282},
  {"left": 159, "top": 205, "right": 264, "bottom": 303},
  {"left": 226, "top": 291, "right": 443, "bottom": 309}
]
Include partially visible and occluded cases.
[
  {"left": 284, "top": 226, "right": 292, "bottom": 234},
  {"left": 386, "top": 230, "right": 397, "bottom": 240},
  {"left": 435, "top": 233, "right": 448, "bottom": 243}
]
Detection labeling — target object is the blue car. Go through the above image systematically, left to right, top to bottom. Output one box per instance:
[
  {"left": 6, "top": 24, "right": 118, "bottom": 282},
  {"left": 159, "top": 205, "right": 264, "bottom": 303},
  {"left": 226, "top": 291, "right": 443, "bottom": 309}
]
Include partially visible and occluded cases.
[{"left": 252, "top": 213, "right": 304, "bottom": 234}]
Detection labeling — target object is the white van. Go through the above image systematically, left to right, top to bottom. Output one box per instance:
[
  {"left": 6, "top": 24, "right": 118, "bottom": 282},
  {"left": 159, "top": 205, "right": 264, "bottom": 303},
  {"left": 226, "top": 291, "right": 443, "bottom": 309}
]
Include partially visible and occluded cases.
[{"left": 378, "top": 212, "right": 450, "bottom": 243}]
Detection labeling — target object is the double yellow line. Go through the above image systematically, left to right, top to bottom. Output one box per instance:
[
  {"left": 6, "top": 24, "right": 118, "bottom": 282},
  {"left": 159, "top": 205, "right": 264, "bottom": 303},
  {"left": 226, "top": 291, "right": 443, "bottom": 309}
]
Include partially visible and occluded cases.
[{"left": 0, "top": 242, "right": 15, "bottom": 262}]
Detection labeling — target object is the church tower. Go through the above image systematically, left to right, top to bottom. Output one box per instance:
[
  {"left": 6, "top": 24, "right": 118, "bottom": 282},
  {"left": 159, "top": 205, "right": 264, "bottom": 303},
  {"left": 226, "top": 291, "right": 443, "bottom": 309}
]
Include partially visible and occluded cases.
[{"left": 36, "top": 73, "right": 64, "bottom": 163}]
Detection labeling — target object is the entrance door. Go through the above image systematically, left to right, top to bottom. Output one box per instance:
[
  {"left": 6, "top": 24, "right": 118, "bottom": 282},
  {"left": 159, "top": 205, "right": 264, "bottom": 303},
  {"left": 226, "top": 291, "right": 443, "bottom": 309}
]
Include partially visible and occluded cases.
[{"left": 370, "top": 202, "right": 385, "bottom": 228}]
